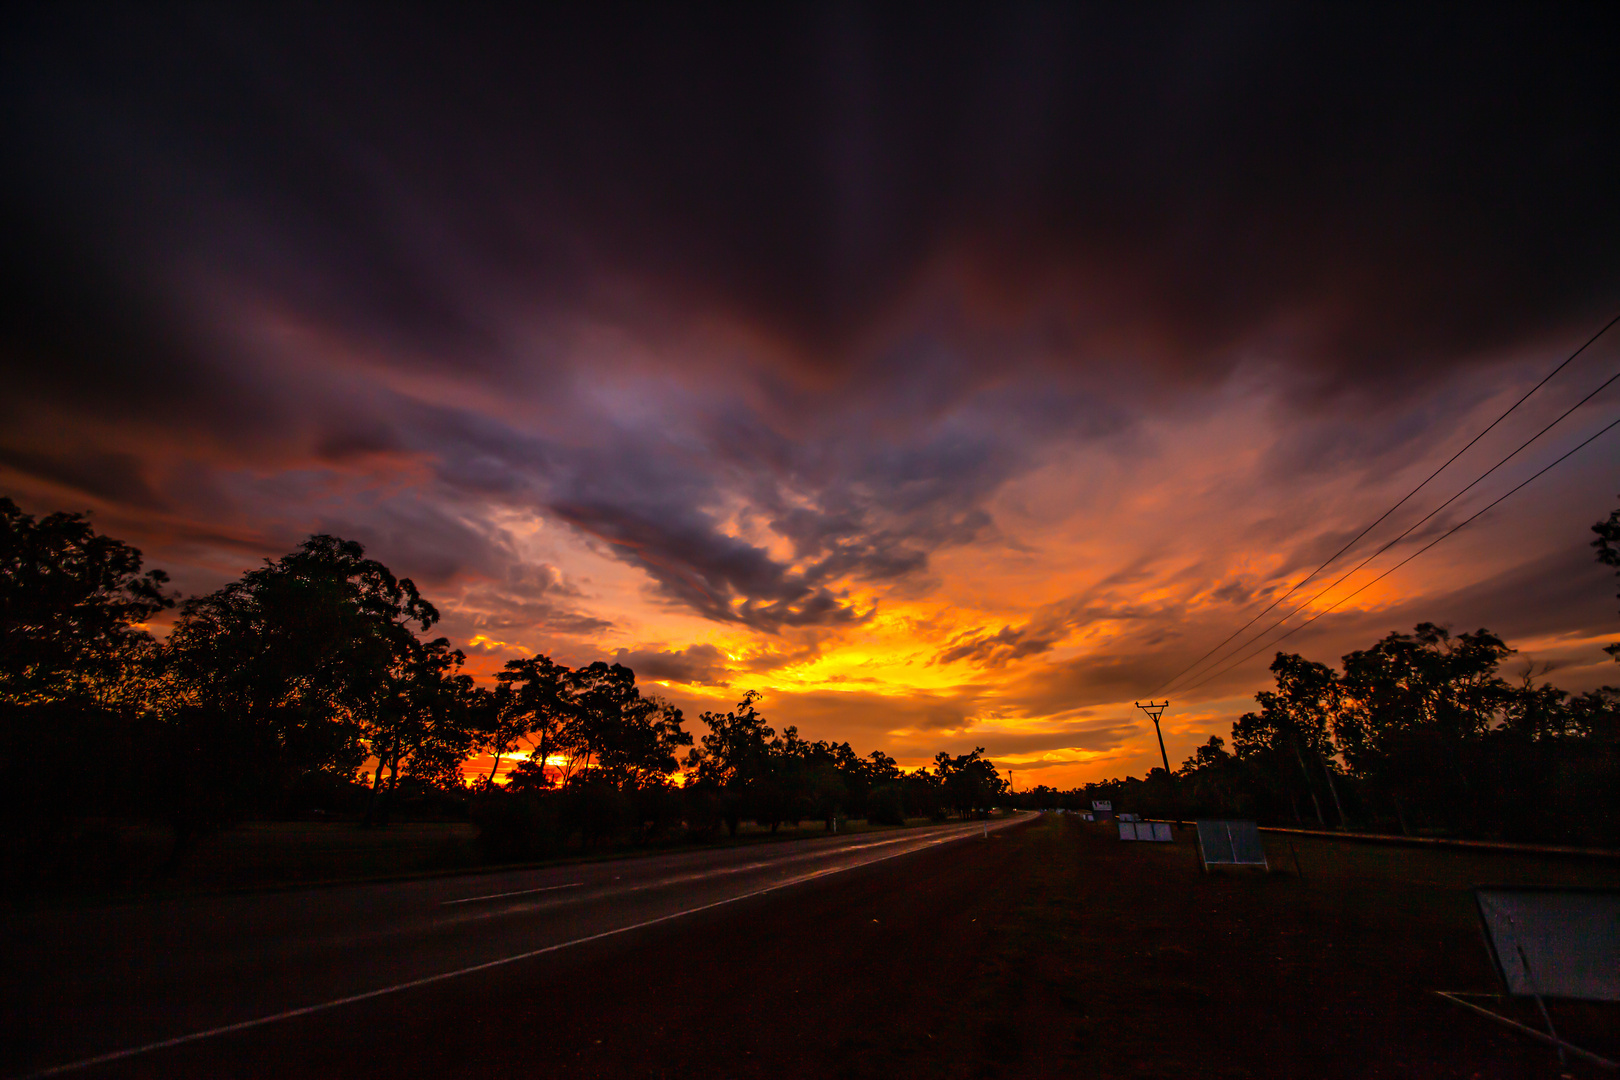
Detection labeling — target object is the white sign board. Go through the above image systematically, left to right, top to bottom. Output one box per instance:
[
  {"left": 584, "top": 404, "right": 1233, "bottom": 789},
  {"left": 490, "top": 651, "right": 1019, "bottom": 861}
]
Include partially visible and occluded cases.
[{"left": 1091, "top": 800, "right": 1112, "bottom": 812}]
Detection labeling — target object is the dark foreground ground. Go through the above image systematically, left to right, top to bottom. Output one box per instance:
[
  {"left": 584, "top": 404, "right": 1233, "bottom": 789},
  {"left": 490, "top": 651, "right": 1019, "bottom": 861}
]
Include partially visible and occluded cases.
[{"left": 13, "top": 813, "right": 1619, "bottom": 1079}]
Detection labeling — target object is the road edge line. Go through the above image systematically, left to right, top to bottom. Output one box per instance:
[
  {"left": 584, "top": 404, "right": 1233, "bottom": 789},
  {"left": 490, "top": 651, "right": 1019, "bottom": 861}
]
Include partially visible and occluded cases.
[{"left": 15, "top": 817, "right": 1025, "bottom": 1079}]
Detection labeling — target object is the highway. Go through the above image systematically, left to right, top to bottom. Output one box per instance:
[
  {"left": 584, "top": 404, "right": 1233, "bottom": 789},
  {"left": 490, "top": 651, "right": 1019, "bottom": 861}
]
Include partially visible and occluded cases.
[{"left": 2, "top": 814, "right": 1031, "bottom": 1079}]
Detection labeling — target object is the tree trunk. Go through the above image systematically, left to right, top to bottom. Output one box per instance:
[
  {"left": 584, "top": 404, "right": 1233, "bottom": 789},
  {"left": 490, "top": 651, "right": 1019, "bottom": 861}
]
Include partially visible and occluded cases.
[
  {"left": 363, "top": 738, "right": 395, "bottom": 827},
  {"left": 1292, "top": 739, "right": 1325, "bottom": 827},
  {"left": 377, "top": 751, "right": 403, "bottom": 826},
  {"left": 1321, "top": 755, "right": 1348, "bottom": 828}
]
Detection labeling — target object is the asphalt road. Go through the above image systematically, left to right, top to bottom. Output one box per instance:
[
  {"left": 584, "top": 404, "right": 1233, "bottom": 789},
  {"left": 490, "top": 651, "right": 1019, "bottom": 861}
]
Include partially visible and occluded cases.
[{"left": 2, "top": 815, "right": 1032, "bottom": 1079}]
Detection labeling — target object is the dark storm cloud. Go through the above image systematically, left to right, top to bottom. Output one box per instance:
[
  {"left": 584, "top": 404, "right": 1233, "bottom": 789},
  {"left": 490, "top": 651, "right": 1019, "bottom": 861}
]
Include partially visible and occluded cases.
[
  {"left": 3, "top": 4, "right": 1618, "bottom": 644},
  {"left": 7, "top": 5, "right": 1617, "bottom": 392},
  {"left": 394, "top": 383, "right": 1041, "bottom": 629},
  {"left": 405, "top": 402, "right": 877, "bottom": 629},
  {"left": 0, "top": 445, "right": 169, "bottom": 512},
  {"left": 552, "top": 496, "right": 865, "bottom": 630},
  {"left": 453, "top": 561, "right": 614, "bottom": 640},
  {"left": 937, "top": 623, "right": 1063, "bottom": 668},
  {"left": 610, "top": 644, "right": 732, "bottom": 687},
  {"left": 1007, "top": 650, "right": 1184, "bottom": 716},
  {"left": 766, "top": 689, "right": 979, "bottom": 741},
  {"left": 928, "top": 723, "right": 1139, "bottom": 760}
]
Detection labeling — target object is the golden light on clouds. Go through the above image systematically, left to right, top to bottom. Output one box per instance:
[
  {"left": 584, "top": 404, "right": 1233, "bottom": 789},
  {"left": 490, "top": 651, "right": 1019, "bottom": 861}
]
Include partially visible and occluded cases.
[{"left": 7, "top": 6, "right": 1617, "bottom": 795}]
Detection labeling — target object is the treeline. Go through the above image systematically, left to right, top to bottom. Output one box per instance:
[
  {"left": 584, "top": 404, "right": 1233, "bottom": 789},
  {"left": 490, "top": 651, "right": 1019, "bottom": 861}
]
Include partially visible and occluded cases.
[
  {"left": 0, "top": 498, "right": 1006, "bottom": 884},
  {"left": 1014, "top": 500, "right": 1620, "bottom": 845},
  {"left": 1018, "top": 504, "right": 1620, "bottom": 846},
  {"left": 1014, "top": 627, "right": 1617, "bottom": 845},
  {"left": 479, "top": 685, "right": 1006, "bottom": 861}
]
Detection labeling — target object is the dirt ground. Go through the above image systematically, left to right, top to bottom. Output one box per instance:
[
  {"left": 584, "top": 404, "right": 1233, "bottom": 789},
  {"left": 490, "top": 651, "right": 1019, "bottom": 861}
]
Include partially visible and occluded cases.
[
  {"left": 78, "top": 812, "right": 1620, "bottom": 1080},
  {"left": 963, "top": 815, "right": 1620, "bottom": 1079}
]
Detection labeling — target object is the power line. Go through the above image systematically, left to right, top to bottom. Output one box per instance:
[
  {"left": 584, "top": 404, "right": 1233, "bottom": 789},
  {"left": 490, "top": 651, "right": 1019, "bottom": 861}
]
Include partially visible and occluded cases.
[
  {"left": 1152, "top": 311, "right": 1620, "bottom": 697},
  {"left": 1165, "top": 360, "right": 1620, "bottom": 695},
  {"left": 1176, "top": 410, "right": 1620, "bottom": 696}
]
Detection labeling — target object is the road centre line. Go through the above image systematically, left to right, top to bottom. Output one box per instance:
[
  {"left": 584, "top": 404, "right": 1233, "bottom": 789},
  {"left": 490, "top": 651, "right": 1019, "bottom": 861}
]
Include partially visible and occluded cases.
[
  {"left": 17, "top": 819, "right": 1010, "bottom": 1080},
  {"left": 433, "top": 830, "right": 956, "bottom": 928},
  {"left": 440, "top": 882, "right": 582, "bottom": 906}
]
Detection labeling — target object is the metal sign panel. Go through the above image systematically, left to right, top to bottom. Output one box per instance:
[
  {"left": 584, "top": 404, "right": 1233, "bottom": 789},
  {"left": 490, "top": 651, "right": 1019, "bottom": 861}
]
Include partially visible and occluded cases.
[
  {"left": 1092, "top": 800, "right": 1112, "bottom": 812},
  {"left": 1195, "top": 820, "right": 1267, "bottom": 868},
  {"left": 1119, "top": 821, "right": 1175, "bottom": 841},
  {"left": 1119, "top": 822, "right": 1136, "bottom": 841},
  {"left": 1150, "top": 822, "right": 1174, "bottom": 842},
  {"left": 1475, "top": 887, "right": 1620, "bottom": 1002}
]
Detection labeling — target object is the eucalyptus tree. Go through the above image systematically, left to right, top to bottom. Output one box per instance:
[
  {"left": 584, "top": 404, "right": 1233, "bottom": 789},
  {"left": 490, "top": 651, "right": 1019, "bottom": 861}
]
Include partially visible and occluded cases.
[
  {"left": 0, "top": 496, "right": 170, "bottom": 706},
  {"left": 0, "top": 497, "right": 172, "bottom": 855},
  {"left": 1595, "top": 498, "right": 1620, "bottom": 662},
  {"left": 165, "top": 535, "right": 438, "bottom": 805},
  {"left": 1334, "top": 623, "right": 1512, "bottom": 832},
  {"left": 360, "top": 636, "right": 480, "bottom": 824},
  {"left": 1232, "top": 653, "right": 1346, "bottom": 827},
  {"left": 489, "top": 654, "right": 572, "bottom": 785},
  {"left": 686, "top": 690, "right": 773, "bottom": 835},
  {"left": 933, "top": 748, "right": 1006, "bottom": 818}
]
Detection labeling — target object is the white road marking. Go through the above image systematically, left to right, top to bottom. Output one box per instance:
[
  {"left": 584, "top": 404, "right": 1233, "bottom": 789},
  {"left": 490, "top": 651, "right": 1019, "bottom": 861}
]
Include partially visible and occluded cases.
[
  {"left": 18, "top": 818, "right": 1019, "bottom": 1079},
  {"left": 440, "top": 882, "right": 582, "bottom": 906}
]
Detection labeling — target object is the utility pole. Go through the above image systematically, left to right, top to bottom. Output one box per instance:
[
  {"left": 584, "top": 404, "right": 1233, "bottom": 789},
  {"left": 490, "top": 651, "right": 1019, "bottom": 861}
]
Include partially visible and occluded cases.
[
  {"left": 1135, "top": 700, "right": 1179, "bottom": 826},
  {"left": 1135, "top": 701, "right": 1172, "bottom": 777}
]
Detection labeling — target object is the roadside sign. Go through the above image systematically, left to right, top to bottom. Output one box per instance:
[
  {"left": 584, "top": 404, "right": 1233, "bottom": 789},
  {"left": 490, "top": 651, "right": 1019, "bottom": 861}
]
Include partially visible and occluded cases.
[
  {"left": 1091, "top": 800, "right": 1112, "bottom": 811},
  {"left": 1119, "top": 821, "right": 1174, "bottom": 842}
]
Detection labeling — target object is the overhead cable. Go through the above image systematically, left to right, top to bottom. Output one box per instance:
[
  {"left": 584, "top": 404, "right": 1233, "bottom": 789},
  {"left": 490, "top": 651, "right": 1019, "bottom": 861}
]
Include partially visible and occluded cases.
[
  {"left": 1152, "top": 311, "right": 1620, "bottom": 697},
  {"left": 1164, "top": 359, "right": 1620, "bottom": 695},
  {"left": 1176, "top": 411, "right": 1620, "bottom": 695}
]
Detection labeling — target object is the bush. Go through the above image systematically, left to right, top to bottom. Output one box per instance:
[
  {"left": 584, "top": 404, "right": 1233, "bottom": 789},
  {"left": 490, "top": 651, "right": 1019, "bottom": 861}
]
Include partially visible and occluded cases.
[
  {"left": 866, "top": 783, "right": 906, "bottom": 826},
  {"left": 682, "top": 784, "right": 723, "bottom": 839},
  {"left": 471, "top": 787, "right": 562, "bottom": 863}
]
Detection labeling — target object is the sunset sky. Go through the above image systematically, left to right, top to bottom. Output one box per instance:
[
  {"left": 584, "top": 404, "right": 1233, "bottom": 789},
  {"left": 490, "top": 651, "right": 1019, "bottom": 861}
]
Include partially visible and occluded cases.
[{"left": 4, "top": 6, "right": 1619, "bottom": 788}]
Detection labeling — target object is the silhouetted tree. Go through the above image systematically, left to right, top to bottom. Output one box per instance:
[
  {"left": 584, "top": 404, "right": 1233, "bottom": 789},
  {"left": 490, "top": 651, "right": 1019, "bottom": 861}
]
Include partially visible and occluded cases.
[
  {"left": 0, "top": 497, "right": 173, "bottom": 873},
  {"left": 0, "top": 497, "right": 172, "bottom": 703},
  {"left": 1595, "top": 497, "right": 1620, "bottom": 662},
  {"left": 165, "top": 535, "right": 438, "bottom": 820},
  {"left": 1336, "top": 623, "right": 1511, "bottom": 832},
  {"left": 359, "top": 636, "right": 480, "bottom": 825},
  {"left": 1232, "top": 653, "right": 1346, "bottom": 827},
  {"left": 492, "top": 654, "right": 572, "bottom": 785},
  {"left": 565, "top": 662, "right": 691, "bottom": 785},
  {"left": 686, "top": 690, "right": 774, "bottom": 836},
  {"left": 933, "top": 748, "right": 1007, "bottom": 818}
]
